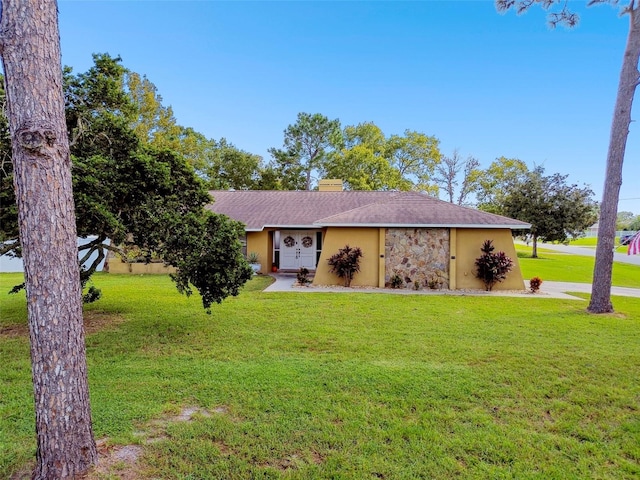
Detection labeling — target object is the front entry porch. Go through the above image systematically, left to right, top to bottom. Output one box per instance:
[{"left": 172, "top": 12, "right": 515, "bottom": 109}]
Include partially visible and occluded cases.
[{"left": 276, "top": 230, "right": 321, "bottom": 271}]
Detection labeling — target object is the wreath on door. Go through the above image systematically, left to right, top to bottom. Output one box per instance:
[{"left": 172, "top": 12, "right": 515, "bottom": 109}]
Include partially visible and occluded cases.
[
  {"left": 283, "top": 236, "right": 295, "bottom": 248},
  {"left": 301, "top": 236, "right": 313, "bottom": 248}
]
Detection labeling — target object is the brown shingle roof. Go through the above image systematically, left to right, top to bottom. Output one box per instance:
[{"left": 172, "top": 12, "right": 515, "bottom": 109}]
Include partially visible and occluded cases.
[{"left": 207, "top": 190, "right": 530, "bottom": 231}]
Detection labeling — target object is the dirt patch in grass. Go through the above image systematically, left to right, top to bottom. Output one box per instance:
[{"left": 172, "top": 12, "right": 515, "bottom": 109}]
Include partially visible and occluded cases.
[
  {"left": 0, "top": 311, "right": 126, "bottom": 338},
  {"left": 0, "top": 323, "right": 28, "bottom": 338},
  {"left": 89, "top": 405, "right": 325, "bottom": 478},
  {"left": 10, "top": 406, "right": 225, "bottom": 480},
  {"left": 88, "top": 406, "right": 215, "bottom": 479},
  {"left": 89, "top": 439, "right": 144, "bottom": 480},
  {"left": 258, "top": 450, "right": 326, "bottom": 472},
  {"left": 259, "top": 454, "right": 302, "bottom": 471}
]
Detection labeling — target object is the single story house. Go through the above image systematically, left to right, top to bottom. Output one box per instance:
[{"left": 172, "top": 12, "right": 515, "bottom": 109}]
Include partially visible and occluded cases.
[{"left": 207, "top": 181, "right": 530, "bottom": 291}]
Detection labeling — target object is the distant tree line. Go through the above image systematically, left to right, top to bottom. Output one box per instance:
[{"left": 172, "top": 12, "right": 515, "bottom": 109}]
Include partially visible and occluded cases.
[{"left": 617, "top": 211, "right": 640, "bottom": 231}]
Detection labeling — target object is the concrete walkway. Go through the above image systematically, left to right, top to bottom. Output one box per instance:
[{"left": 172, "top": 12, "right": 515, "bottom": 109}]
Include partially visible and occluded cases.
[{"left": 263, "top": 274, "right": 640, "bottom": 300}]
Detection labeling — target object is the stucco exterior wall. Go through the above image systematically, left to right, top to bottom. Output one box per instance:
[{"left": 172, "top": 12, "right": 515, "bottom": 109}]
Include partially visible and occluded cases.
[
  {"left": 246, "top": 225, "right": 523, "bottom": 290},
  {"left": 313, "top": 227, "right": 382, "bottom": 287},
  {"left": 385, "top": 228, "right": 450, "bottom": 289},
  {"left": 454, "top": 228, "right": 525, "bottom": 291},
  {"left": 246, "top": 230, "right": 272, "bottom": 274},
  {"left": 107, "top": 262, "right": 176, "bottom": 275}
]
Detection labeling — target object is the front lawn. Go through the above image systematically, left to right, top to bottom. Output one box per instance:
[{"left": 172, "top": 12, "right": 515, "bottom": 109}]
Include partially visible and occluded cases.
[
  {"left": 567, "top": 237, "right": 632, "bottom": 253},
  {"left": 515, "top": 245, "right": 640, "bottom": 288},
  {"left": 1, "top": 273, "right": 639, "bottom": 479}
]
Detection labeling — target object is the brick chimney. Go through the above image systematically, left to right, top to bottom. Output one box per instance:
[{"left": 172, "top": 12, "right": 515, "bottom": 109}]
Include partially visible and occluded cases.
[{"left": 318, "top": 179, "right": 343, "bottom": 192}]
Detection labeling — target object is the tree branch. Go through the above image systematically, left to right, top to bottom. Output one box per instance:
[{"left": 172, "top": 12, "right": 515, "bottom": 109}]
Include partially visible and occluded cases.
[
  {"left": 77, "top": 235, "right": 108, "bottom": 252},
  {"left": 0, "top": 239, "right": 19, "bottom": 256},
  {"left": 80, "top": 248, "right": 106, "bottom": 284}
]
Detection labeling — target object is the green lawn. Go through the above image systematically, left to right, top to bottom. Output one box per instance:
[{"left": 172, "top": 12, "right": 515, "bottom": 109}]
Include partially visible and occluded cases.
[
  {"left": 547, "top": 236, "right": 629, "bottom": 253},
  {"left": 568, "top": 237, "right": 634, "bottom": 251},
  {"left": 515, "top": 245, "right": 640, "bottom": 288},
  {"left": 1, "top": 271, "right": 639, "bottom": 479}
]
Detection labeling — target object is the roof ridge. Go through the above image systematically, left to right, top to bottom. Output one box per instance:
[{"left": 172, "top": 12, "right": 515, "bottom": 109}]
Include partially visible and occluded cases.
[{"left": 314, "top": 191, "right": 405, "bottom": 223}]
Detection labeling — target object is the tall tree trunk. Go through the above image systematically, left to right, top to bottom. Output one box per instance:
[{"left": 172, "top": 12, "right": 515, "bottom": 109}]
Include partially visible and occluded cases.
[
  {"left": 0, "top": 0, "right": 98, "bottom": 477},
  {"left": 588, "top": 5, "right": 640, "bottom": 314},
  {"left": 306, "top": 167, "right": 312, "bottom": 191},
  {"left": 532, "top": 234, "right": 538, "bottom": 259}
]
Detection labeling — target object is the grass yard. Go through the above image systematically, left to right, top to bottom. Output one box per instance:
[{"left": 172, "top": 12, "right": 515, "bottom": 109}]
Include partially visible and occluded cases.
[
  {"left": 529, "top": 236, "right": 633, "bottom": 253},
  {"left": 567, "top": 237, "right": 635, "bottom": 252},
  {"left": 515, "top": 245, "right": 640, "bottom": 288},
  {"left": 1, "top": 262, "right": 639, "bottom": 478}
]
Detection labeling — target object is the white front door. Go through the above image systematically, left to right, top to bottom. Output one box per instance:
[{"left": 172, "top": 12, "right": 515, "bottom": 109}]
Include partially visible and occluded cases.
[{"left": 280, "top": 231, "right": 317, "bottom": 270}]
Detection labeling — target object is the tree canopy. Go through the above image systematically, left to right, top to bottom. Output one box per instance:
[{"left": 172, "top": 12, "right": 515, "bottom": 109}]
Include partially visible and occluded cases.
[
  {"left": 0, "top": 54, "right": 252, "bottom": 310},
  {"left": 268, "top": 112, "right": 342, "bottom": 190},
  {"left": 323, "top": 121, "right": 442, "bottom": 192},
  {"left": 324, "top": 122, "right": 404, "bottom": 191},
  {"left": 204, "top": 138, "right": 265, "bottom": 190},
  {"left": 475, "top": 156, "right": 529, "bottom": 214},
  {"left": 501, "top": 167, "right": 598, "bottom": 257},
  {"left": 617, "top": 211, "right": 640, "bottom": 231}
]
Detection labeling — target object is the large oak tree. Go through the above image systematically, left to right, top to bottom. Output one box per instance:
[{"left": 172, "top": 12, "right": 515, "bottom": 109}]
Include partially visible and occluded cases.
[
  {"left": 1, "top": 54, "right": 253, "bottom": 310},
  {"left": 501, "top": 167, "right": 598, "bottom": 258}
]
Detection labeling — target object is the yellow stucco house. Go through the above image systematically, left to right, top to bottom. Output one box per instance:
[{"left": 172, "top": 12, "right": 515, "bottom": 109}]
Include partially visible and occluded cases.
[{"left": 207, "top": 182, "right": 530, "bottom": 291}]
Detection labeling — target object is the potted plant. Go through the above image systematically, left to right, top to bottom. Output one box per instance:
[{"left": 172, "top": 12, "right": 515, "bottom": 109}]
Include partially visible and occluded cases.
[{"left": 247, "top": 252, "right": 261, "bottom": 274}]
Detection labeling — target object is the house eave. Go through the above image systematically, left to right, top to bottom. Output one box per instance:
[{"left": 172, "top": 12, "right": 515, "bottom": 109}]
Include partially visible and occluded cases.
[
  {"left": 245, "top": 223, "right": 531, "bottom": 231},
  {"left": 313, "top": 223, "right": 531, "bottom": 229},
  {"left": 244, "top": 224, "right": 322, "bottom": 232}
]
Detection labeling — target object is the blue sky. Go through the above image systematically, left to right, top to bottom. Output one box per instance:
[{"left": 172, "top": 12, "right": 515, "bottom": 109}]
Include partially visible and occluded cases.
[{"left": 58, "top": 1, "right": 639, "bottom": 214}]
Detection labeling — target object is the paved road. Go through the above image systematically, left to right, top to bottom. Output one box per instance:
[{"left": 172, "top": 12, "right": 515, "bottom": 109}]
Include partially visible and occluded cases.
[{"left": 520, "top": 241, "right": 640, "bottom": 266}]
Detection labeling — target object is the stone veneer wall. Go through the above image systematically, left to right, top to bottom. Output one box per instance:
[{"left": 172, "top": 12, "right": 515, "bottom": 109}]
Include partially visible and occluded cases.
[{"left": 385, "top": 228, "right": 450, "bottom": 289}]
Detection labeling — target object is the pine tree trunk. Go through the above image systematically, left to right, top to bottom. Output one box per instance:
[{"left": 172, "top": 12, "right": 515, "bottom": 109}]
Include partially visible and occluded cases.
[
  {"left": 0, "top": 0, "right": 98, "bottom": 477},
  {"left": 588, "top": 6, "right": 640, "bottom": 314},
  {"left": 306, "top": 167, "right": 312, "bottom": 191}
]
